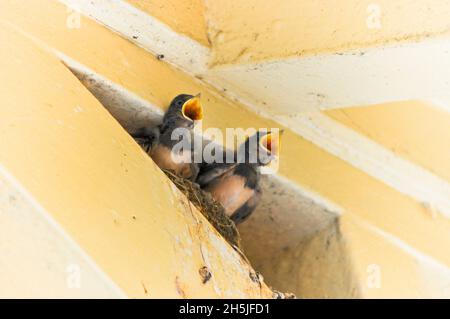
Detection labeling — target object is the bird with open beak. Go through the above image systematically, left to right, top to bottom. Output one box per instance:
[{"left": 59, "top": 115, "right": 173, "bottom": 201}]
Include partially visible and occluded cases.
[
  {"left": 134, "top": 94, "right": 203, "bottom": 181},
  {"left": 196, "top": 130, "right": 282, "bottom": 224}
]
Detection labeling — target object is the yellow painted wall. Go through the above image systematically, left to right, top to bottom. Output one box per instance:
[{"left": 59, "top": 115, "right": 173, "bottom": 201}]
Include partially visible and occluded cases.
[
  {"left": 126, "top": 0, "right": 210, "bottom": 47},
  {"left": 203, "top": 0, "right": 450, "bottom": 65},
  {"left": 326, "top": 101, "right": 450, "bottom": 183},
  {"left": 280, "top": 133, "right": 450, "bottom": 268},
  {"left": 0, "top": 172, "right": 123, "bottom": 298},
  {"left": 258, "top": 214, "right": 450, "bottom": 298},
  {"left": 341, "top": 214, "right": 450, "bottom": 298}
]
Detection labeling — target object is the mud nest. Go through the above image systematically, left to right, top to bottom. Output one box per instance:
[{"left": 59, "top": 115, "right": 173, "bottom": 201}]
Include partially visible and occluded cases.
[{"left": 162, "top": 169, "right": 241, "bottom": 249}]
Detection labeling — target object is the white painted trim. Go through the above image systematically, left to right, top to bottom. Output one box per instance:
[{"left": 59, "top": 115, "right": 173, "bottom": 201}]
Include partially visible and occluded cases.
[
  {"left": 58, "top": 0, "right": 211, "bottom": 75},
  {"left": 205, "top": 37, "right": 450, "bottom": 113},
  {"left": 425, "top": 98, "right": 450, "bottom": 114},
  {"left": 276, "top": 112, "right": 450, "bottom": 219},
  {"left": 0, "top": 164, "right": 127, "bottom": 298}
]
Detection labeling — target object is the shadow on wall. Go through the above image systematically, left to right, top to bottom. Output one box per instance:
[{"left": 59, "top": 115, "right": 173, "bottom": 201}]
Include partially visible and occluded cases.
[
  {"left": 66, "top": 62, "right": 361, "bottom": 298},
  {"left": 242, "top": 213, "right": 361, "bottom": 298}
]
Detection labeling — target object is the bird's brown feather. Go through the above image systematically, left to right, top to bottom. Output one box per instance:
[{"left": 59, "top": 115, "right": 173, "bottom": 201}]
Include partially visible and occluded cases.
[
  {"left": 151, "top": 144, "right": 194, "bottom": 179},
  {"left": 205, "top": 173, "right": 255, "bottom": 217}
]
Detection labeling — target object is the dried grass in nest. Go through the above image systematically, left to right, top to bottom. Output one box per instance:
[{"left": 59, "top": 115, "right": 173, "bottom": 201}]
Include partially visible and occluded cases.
[
  {"left": 162, "top": 169, "right": 242, "bottom": 249},
  {"left": 162, "top": 170, "right": 297, "bottom": 298}
]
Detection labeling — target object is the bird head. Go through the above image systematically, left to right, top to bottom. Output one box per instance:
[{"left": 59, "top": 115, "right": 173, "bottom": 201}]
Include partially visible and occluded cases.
[
  {"left": 162, "top": 94, "right": 203, "bottom": 131},
  {"left": 238, "top": 129, "right": 283, "bottom": 166}
]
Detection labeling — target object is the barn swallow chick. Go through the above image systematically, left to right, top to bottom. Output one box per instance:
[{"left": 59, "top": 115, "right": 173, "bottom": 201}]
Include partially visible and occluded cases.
[
  {"left": 134, "top": 94, "right": 203, "bottom": 181},
  {"left": 197, "top": 130, "right": 281, "bottom": 224}
]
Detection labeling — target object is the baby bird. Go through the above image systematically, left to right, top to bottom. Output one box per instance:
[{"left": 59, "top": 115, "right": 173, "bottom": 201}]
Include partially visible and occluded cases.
[
  {"left": 134, "top": 94, "right": 203, "bottom": 181},
  {"left": 197, "top": 130, "right": 281, "bottom": 224}
]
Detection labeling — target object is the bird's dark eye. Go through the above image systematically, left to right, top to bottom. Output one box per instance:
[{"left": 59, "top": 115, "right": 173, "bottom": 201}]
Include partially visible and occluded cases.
[{"left": 177, "top": 100, "right": 183, "bottom": 106}]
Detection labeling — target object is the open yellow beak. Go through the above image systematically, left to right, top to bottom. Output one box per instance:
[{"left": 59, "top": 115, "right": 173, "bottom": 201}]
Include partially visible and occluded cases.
[
  {"left": 182, "top": 94, "right": 203, "bottom": 121},
  {"left": 260, "top": 130, "right": 283, "bottom": 157}
]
